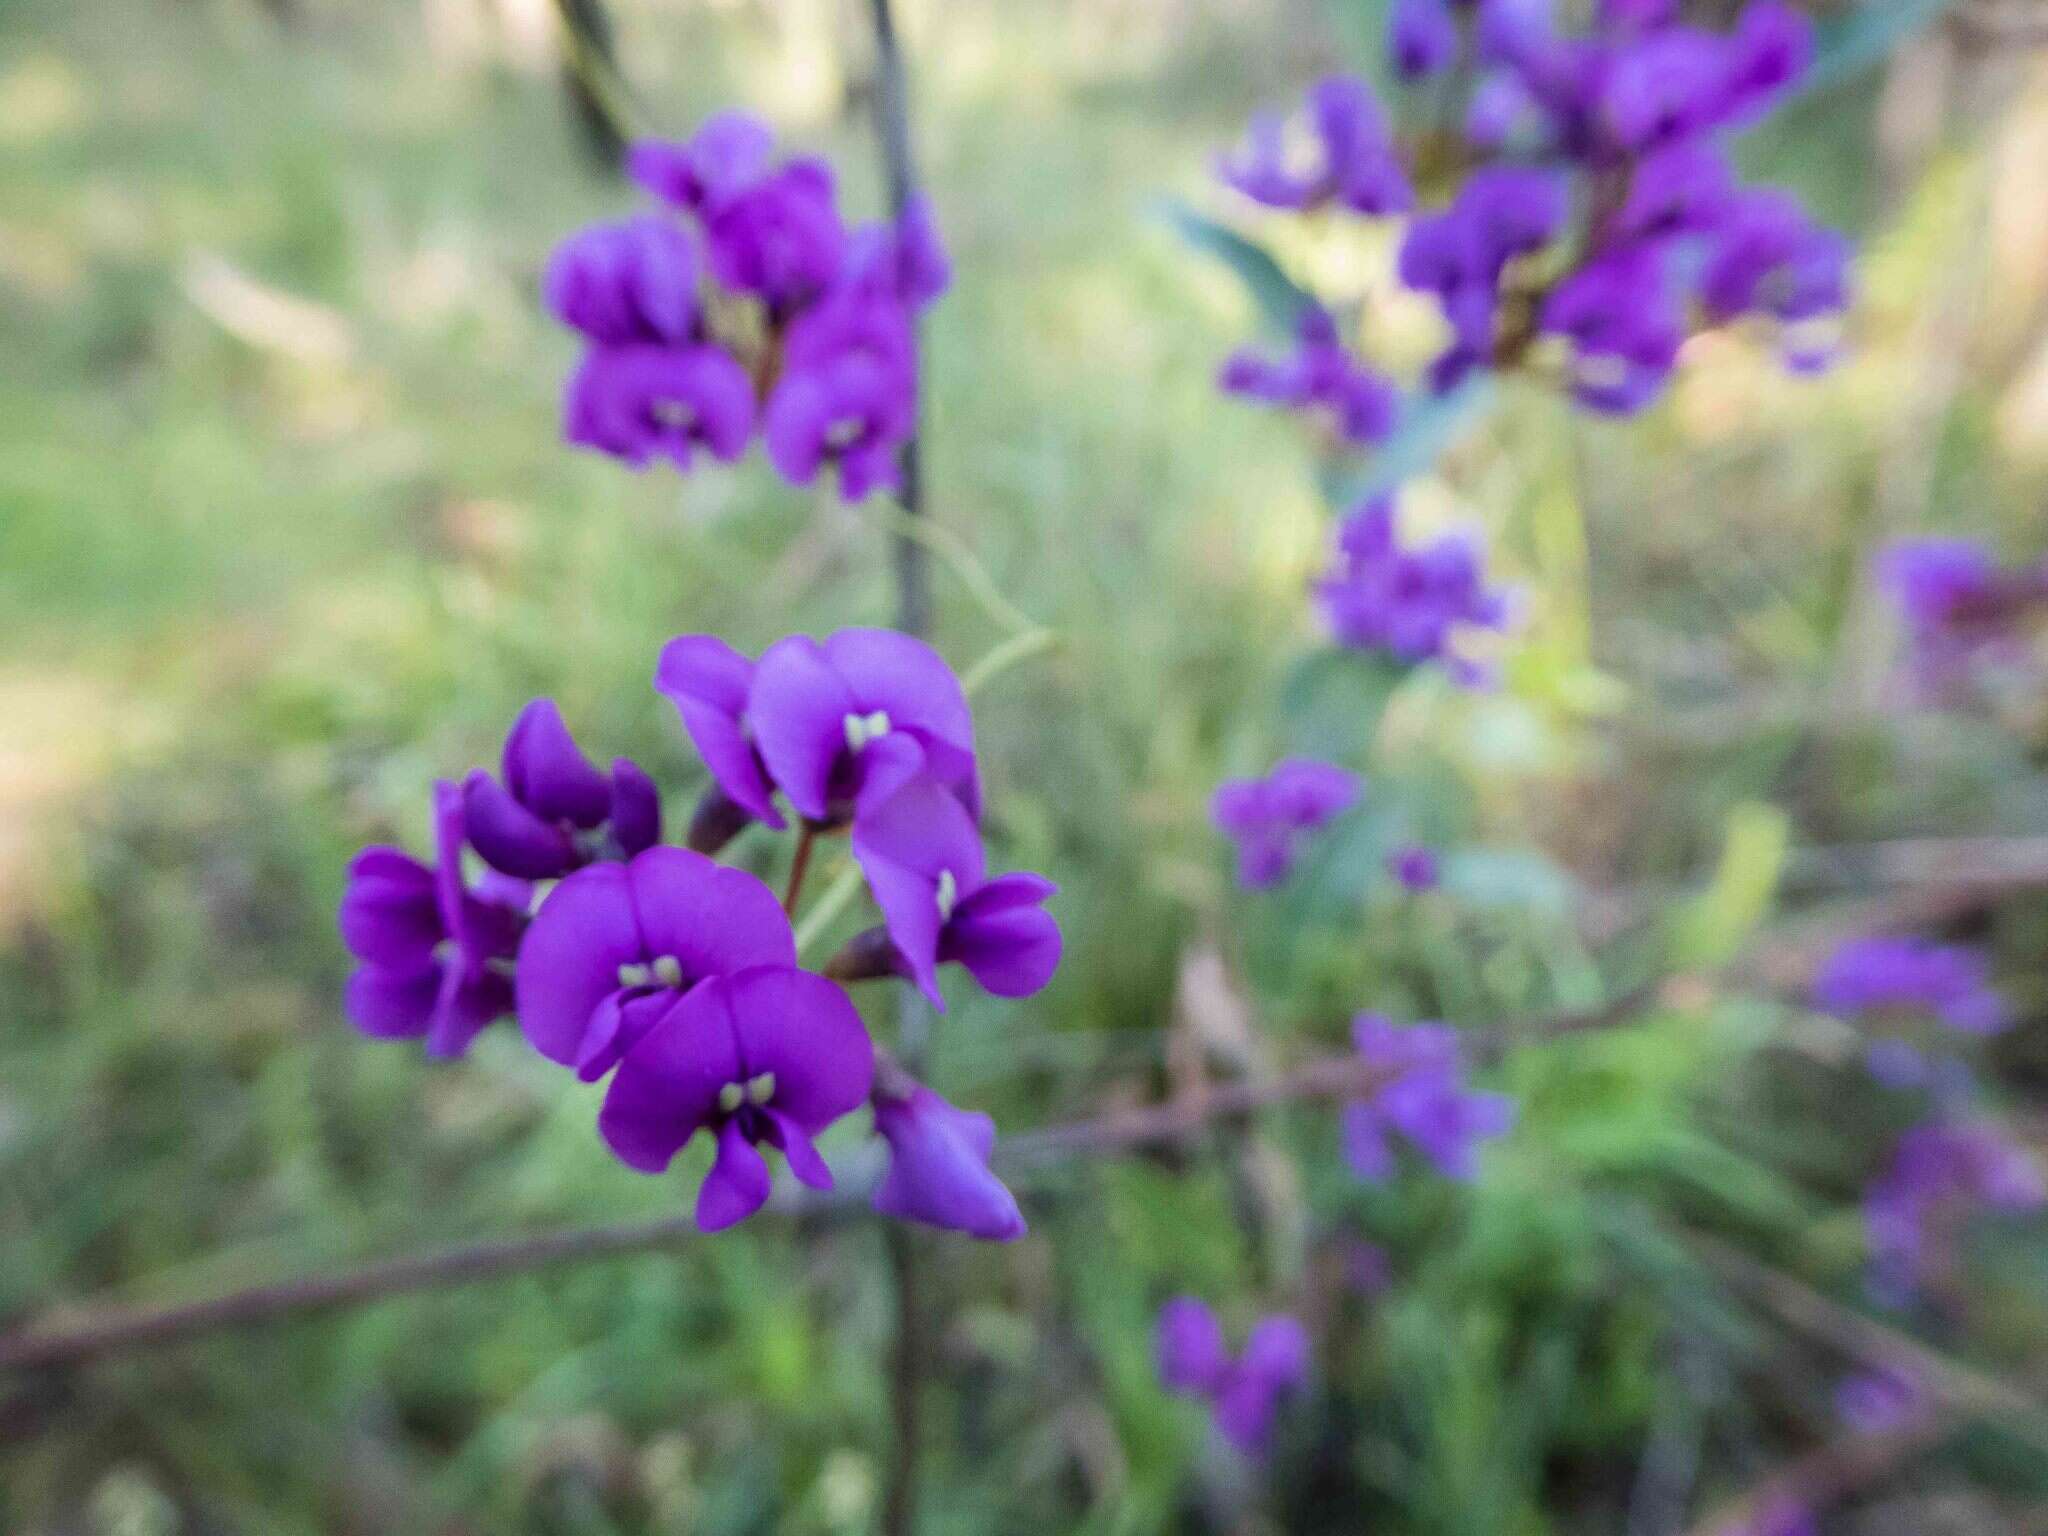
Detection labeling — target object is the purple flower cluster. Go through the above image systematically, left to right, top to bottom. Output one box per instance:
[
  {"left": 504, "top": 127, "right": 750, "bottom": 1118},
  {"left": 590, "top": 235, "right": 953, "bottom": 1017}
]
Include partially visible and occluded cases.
[
  {"left": 1215, "top": 0, "right": 1849, "bottom": 429},
  {"left": 546, "top": 112, "right": 948, "bottom": 499},
  {"left": 1220, "top": 307, "right": 1398, "bottom": 447},
  {"left": 1315, "top": 496, "right": 1508, "bottom": 676},
  {"left": 1878, "top": 536, "right": 2048, "bottom": 696},
  {"left": 339, "top": 628, "right": 1057, "bottom": 1239},
  {"left": 1210, "top": 757, "right": 1360, "bottom": 890},
  {"left": 1813, "top": 936, "right": 2006, "bottom": 1037},
  {"left": 1342, "top": 1014, "right": 1514, "bottom": 1183},
  {"left": 1864, "top": 1120, "right": 2044, "bottom": 1300},
  {"left": 1155, "top": 1296, "right": 1311, "bottom": 1455}
]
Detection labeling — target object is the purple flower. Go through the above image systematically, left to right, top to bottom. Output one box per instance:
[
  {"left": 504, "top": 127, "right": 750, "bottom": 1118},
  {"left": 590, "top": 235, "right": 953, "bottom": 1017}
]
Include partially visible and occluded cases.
[
  {"left": 1389, "top": 0, "right": 1460, "bottom": 80},
  {"left": 1718, "top": 1, "right": 1814, "bottom": 127},
  {"left": 1599, "top": 26, "right": 1733, "bottom": 152},
  {"left": 1465, "top": 69, "right": 1544, "bottom": 151},
  {"left": 1218, "top": 75, "right": 1412, "bottom": 215},
  {"left": 627, "top": 114, "right": 776, "bottom": 215},
  {"left": 1615, "top": 141, "right": 1735, "bottom": 244},
  {"left": 702, "top": 157, "right": 848, "bottom": 313},
  {"left": 1399, "top": 166, "right": 1568, "bottom": 382},
  {"left": 1698, "top": 189, "right": 1850, "bottom": 369},
  {"left": 840, "top": 194, "right": 952, "bottom": 312},
  {"left": 543, "top": 215, "right": 700, "bottom": 346},
  {"left": 1539, "top": 246, "right": 1683, "bottom": 414},
  {"left": 762, "top": 291, "right": 917, "bottom": 501},
  {"left": 1220, "top": 308, "right": 1399, "bottom": 446},
  {"left": 563, "top": 343, "right": 756, "bottom": 471},
  {"left": 1316, "top": 497, "right": 1509, "bottom": 670},
  {"left": 1878, "top": 537, "right": 2047, "bottom": 689},
  {"left": 746, "top": 627, "right": 978, "bottom": 827},
  {"left": 655, "top": 634, "right": 786, "bottom": 832},
  {"left": 461, "top": 699, "right": 661, "bottom": 880},
  {"left": 1211, "top": 757, "right": 1361, "bottom": 890},
  {"left": 850, "top": 775, "right": 1060, "bottom": 1009},
  {"left": 339, "top": 781, "right": 528, "bottom": 1058},
  {"left": 1388, "top": 844, "right": 1440, "bottom": 891},
  {"left": 513, "top": 846, "right": 797, "bottom": 1079},
  {"left": 1812, "top": 936, "right": 2007, "bottom": 1037},
  {"left": 598, "top": 965, "right": 874, "bottom": 1231},
  {"left": 1343, "top": 1014, "right": 1514, "bottom": 1182},
  {"left": 871, "top": 1073, "right": 1027, "bottom": 1240},
  {"left": 1865, "top": 1120, "right": 2045, "bottom": 1297},
  {"left": 1155, "top": 1298, "right": 1310, "bottom": 1456},
  {"left": 1835, "top": 1365, "right": 1924, "bottom": 1435},
  {"left": 1718, "top": 1499, "right": 1816, "bottom": 1536}
]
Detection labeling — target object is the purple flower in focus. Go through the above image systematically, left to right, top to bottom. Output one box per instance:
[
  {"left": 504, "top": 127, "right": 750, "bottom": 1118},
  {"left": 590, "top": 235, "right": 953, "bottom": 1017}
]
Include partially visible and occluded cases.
[
  {"left": 1389, "top": 0, "right": 1460, "bottom": 80},
  {"left": 1218, "top": 75, "right": 1413, "bottom": 215},
  {"left": 627, "top": 114, "right": 776, "bottom": 215},
  {"left": 703, "top": 157, "right": 848, "bottom": 313},
  {"left": 544, "top": 215, "right": 700, "bottom": 346},
  {"left": 1540, "top": 246, "right": 1683, "bottom": 414},
  {"left": 763, "top": 290, "right": 917, "bottom": 501},
  {"left": 1220, "top": 308, "right": 1399, "bottom": 446},
  {"left": 563, "top": 343, "right": 756, "bottom": 471},
  {"left": 1316, "top": 497, "right": 1509, "bottom": 670},
  {"left": 747, "top": 627, "right": 978, "bottom": 826},
  {"left": 655, "top": 634, "right": 786, "bottom": 832},
  {"left": 461, "top": 700, "right": 661, "bottom": 880},
  {"left": 1211, "top": 757, "right": 1361, "bottom": 890},
  {"left": 850, "top": 775, "right": 1060, "bottom": 1009},
  {"left": 339, "top": 781, "right": 528, "bottom": 1058},
  {"left": 1388, "top": 844, "right": 1440, "bottom": 891},
  {"left": 514, "top": 846, "right": 797, "bottom": 1079},
  {"left": 1812, "top": 936, "right": 2007, "bottom": 1037},
  {"left": 599, "top": 965, "right": 874, "bottom": 1231},
  {"left": 1343, "top": 1014, "right": 1514, "bottom": 1182},
  {"left": 871, "top": 1072, "right": 1027, "bottom": 1240},
  {"left": 1865, "top": 1120, "right": 2046, "bottom": 1298},
  {"left": 1155, "top": 1297, "right": 1310, "bottom": 1456},
  {"left": 1835, "top": 1364, "right": 1924, "bottom": 1435}
]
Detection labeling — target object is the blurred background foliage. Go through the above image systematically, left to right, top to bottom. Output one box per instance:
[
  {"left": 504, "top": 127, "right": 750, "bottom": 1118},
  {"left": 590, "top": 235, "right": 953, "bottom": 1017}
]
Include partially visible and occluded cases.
[{"left": 3, "top": 0, "right": 2048, "bottom": 1531}]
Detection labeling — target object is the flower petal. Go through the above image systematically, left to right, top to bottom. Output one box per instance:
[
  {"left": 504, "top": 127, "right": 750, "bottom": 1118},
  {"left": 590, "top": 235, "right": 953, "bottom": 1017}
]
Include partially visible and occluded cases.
[
  {"left": 655, "top": 634, "right": 785, "bottom": 828},
  {"left": 748, "top": 636, "right": 859, "bottom": 822},
  {"left": 503, "top": 699, "right": 612, "bottom": 827},
  {"left": 607, "top": 757, "right": 663, "bottom": 858},
  {"left": 463, "top": 769, "right": 580, "bottom": 879},
  {"left": 338, "top": 847, "right": 440, "bottom": 967},
  {"left": 626, "top": 847, "right": 796, "bottom": 979},
  {"left": 515, "top": 862, "right": 645, "bottom": 1066},
  {"left": 941, "top": 899, "right": 1061, "bottom": 999},
  {"left": 345, "top": 962, "right": 440, "bottom": 1040},
  {"left": 718, "top": 966, "right": 874, "bottom": 1130},
  {"left": 598, "top": 982, "right": 742, "bottom": 1173},
  {"left": 872, "top": 1086, "right": 1025, "bottom": 1240},
  {"left": 696, "top": 1118, "right": 773, "bottom": 1232}
]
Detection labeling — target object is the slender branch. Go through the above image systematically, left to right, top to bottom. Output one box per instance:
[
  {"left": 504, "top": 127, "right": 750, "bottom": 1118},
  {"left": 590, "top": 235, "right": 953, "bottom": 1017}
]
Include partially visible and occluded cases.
[
  {"left": 866, "top": 0, "right": 931, "bottom": 640},
  {"left": 0, "top": 1050, "right": 1388, "bottom": 1375},
  {"left": 882, "top": 1223, "right": 925, "bottom": 1536}
]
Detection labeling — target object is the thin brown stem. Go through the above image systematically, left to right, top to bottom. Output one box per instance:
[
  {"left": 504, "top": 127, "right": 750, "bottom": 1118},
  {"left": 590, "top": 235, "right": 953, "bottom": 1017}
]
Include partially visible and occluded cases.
[
  {"left": 784, "top": 823, "right": 818, "bottom": 914},
  {"left": 882, "top": 1223, "right": 924, "bottom": 1536}
]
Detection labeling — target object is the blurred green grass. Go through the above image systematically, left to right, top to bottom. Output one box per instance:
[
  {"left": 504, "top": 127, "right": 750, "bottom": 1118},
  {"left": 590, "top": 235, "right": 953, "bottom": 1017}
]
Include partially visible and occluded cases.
[{"left": 4, "top": 0, "right": 2048, "bottom": 1530}]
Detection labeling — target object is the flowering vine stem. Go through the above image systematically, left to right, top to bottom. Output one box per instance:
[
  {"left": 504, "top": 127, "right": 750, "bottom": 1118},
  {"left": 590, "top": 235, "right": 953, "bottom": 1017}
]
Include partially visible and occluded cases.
[
  {"left": 859, "top": 0, "right": 938, "bottom": 1518},
  {"left": 783, "top": 822, "right": 819, "bottom": 913}
]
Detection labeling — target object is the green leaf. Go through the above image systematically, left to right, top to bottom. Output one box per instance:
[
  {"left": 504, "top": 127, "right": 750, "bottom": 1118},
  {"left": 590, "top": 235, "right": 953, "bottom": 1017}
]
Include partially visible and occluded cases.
[
  {"left": 1158, "top": 200, "right": 1317, "bottom": 332},
  {"left": 1323, "top": 373, "right": 1497, "bottom": 507},
  {"left": 1279, "top": 647, "right": 1405, "bottom": 759},
  {"left": 1667, "top": 801, "right": 1791, "bottom": 970}
]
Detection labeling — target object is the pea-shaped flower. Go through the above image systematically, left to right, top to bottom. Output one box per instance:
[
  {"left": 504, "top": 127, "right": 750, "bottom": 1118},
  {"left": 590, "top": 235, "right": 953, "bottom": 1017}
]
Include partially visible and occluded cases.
[
  {"left": 747, "top": 627, "right": 978, "bottom": 826},
  {"left": 656, "top": 634, "right": 786, "bottom": 832},
  {"left": 462, "top": 699, "right": 662, "bottom": 880},
  {"left": 1211, "top": 758, "right": 1361, "bottom": 890},
  {"left": 848, "top": 776, "right": 1060, "bottom": 1010},
  {"left": 339, "top": 780, "right": 528, "bottom": 1058},
  {"left": 514, "top": 846, "right": 796, "bottom": 1079},
  {"left": 598, "top": 966, "right": 874, "bottom": 1232},
  {"left": 871, "top": 1073, "right": 1027, "bottom": 1241},
  {"left": 1155, "top": 1297, "right": 1310, "bottom": 1456}
]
